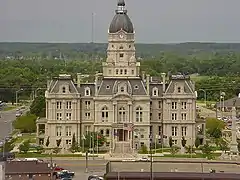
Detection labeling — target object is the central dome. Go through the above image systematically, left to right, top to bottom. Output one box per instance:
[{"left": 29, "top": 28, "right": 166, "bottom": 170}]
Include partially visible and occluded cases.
[{"left": 109, "top": 0, "right": 134, "bottom": 34}]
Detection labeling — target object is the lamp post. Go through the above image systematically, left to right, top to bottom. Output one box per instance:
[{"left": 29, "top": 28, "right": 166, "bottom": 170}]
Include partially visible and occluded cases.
[
  {"left": 15, "top": 89, "right": 23, "bottom": 106},
  {"left": 199, "top": 89, "right": 207, "bottom": 107},
  {"left": 220, "top": 92, "right": 226, "bottom": 119}
]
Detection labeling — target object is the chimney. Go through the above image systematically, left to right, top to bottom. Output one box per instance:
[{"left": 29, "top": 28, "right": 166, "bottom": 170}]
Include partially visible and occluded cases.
[
  {"left": 95, "top": 71, "right": 99, "bottom": 96},
  {"left": 142, "top": 71, "right": 146, "bottom": 81},
  {"left": 77, "top": 73, "right": 81, "bottom": 88},
  {"left": 161, "top": 73, "right": 166, "bottom": 93},
  {"left": 146, "top": 74, "right": 150, "bottom": 95},
  {"left": 238, "top": 93, "right": 240, "bottom": 98}
]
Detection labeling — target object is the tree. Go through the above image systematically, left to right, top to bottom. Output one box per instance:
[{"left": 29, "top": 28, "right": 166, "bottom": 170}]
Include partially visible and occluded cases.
[
  {"left": 30, "top": 95, "right": 46, "bottom": 117},
  {"left": 13, "top": 114, "right": 37, "bottom": 133},
  {"left": 206, "top": 118, "right": 225, "bottom": 138},
  {"left": 83, "top": 132, "right": 106, "bottom": 149},
  {"left": 70, "top": 133, "right": 78, "bottom": 152},
  {"left": 45, "top": 136, "right": 50, "bottom": 147},
  {"left": 169, "top": 136, "right": 173, "bottom": 148},
  {"left": 181, "top": 137, "right": 187, "bottom": 147},
  {"left": 195, "top": 137, "right": 201, "bottom": 148},
  {"left": 56, "top": 138, "right": 62, "bottom": 148},
  {"left": 218, "top": 138, "right": 228, "bottom": 152},
  {"left": 0, "top": 139, "right": 15, "bottom": 152},
  {"left": 18, "top": 140, "right": 30, "bottom": 153},
  {"left": 200, "top": 143, "right": 214, "bottom": 159},
  {"left": 140, "top": 145, "right": 148, "bottom": 154},
  {"left": 185, "top": 145, "right": 195, "bottom": 154},
  {"left": 170, "top": 146, "right": 180, "bottom": 155}
]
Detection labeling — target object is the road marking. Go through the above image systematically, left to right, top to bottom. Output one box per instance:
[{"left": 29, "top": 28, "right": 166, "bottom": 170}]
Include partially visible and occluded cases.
[{"left": 57, "top": 163, "right": 105, "bottom": 167}]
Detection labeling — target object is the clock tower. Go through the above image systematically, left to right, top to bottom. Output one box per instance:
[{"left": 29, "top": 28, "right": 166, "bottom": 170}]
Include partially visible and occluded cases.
[{"left": 102, "top": 0, "right": 140, "bottom": 78}]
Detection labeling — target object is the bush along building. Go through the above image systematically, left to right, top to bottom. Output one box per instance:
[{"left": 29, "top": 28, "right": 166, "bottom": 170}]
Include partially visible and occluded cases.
[{"left": 36, "top": 0, "right": 205, "bottom": 155}]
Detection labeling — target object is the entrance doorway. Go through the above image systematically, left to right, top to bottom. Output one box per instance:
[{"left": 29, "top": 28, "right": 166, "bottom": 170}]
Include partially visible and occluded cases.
[{"left": 117, "top": 129, "right": 128, "bottom": 141}]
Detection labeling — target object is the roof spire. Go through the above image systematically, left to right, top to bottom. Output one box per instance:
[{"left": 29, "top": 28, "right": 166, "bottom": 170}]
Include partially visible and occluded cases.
[{"left": 116, "top": 0, "right": 127, "bottom": 14}]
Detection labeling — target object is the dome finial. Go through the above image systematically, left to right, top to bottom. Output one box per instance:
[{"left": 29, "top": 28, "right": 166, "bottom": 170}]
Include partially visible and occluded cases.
[
  {"left": 116, "top": 0, "right": 127, "bottom": 14},
  {"left": 118, "top": 0, "right": 125, "bottom": 6}
]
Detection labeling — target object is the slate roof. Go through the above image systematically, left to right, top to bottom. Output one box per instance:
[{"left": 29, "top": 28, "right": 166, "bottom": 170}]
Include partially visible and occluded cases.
[{"left": 5, "top": 161, "right": 52, "bottom": 174}]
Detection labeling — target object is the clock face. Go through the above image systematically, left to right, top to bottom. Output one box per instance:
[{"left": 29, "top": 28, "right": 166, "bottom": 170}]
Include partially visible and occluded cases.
[{"left": 119, "top": 34, "right": 124, "bottom": 39}]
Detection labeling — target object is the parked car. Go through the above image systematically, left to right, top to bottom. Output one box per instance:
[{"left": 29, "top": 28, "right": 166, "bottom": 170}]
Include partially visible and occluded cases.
[
  {"left": 139, "top": 157, "right": 150, "bottom": 161},
  {"left": 122, "top": 158, "right": 136, "bottom": 162},
  {"left": 57, "top": 170, "right": 75, "bottom": 179},
  {"left": 88, "top": 175, "right": 104, "bottom": 180}
]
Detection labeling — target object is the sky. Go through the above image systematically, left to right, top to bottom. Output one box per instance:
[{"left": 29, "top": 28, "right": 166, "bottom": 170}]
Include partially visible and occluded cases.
[{"left": 0, "top": 0, "right": 239, "bottom": 43}]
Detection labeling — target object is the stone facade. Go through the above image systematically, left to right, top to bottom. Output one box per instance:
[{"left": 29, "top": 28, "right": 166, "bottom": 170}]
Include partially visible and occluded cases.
[{"left": 36, "top": 0, "right": 204, "bottom": 153}]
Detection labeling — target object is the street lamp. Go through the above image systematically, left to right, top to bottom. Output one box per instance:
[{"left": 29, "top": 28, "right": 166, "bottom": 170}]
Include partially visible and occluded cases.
[
  {"left": 15, "top": 89, "right": 23, "bottom": 106},
  {"left": 199, "top": 89, "right": 207, "bottom": 107},
  {"left": 220, "top": 91, "right": 226, "bottom": 119}
]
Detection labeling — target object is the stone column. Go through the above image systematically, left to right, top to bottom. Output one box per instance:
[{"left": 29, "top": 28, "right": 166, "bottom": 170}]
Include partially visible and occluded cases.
[
  {"left": 113, "top": 101, "right": 117, "bottom": 123},
  {"left": 230, "top": 107, "right": 238, "bottom": 154}
]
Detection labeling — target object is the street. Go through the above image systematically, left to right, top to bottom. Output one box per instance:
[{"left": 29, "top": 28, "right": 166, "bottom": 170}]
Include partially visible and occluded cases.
[
  {"left": 0, "top": 109, "right": 16, "bottom": 140},
  {"left": 53, "top": 159, "right": 107, "bottom": 179}
]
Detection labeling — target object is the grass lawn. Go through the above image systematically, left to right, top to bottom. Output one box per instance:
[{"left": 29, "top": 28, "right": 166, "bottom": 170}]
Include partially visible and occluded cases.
[
  {"left": 190, "top": 75, "right": 209, "bottom": 82},
  {"left": 14, "top": 134, "right": 36, "bottom": 143},
  {"left": 15, "top": 153, "right": 98, "bottom": 158}
]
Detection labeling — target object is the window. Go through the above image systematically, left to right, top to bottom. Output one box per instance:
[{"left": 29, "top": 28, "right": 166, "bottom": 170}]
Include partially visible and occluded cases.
[
  {"left": 112, "top": 45, "right": 114, "bottom": 48},
  {"left": 129, "top": 45, "right": 131, "bottom": 48},
  {"left": 119, "top": 46, "right": 123, "bottom": 49},
  {"left": 120, "top": 53, "right": 124, "bottom": 58},
  {"left": 108, "top": 69, "right": 112, "bottom": 74},
  {"left": 116, "top": 69, "right": 119, "bottom": 74},
  {"left": 120, "top": 69, "right": 123, "bottom": 74},
  {"left": 124, "top": 69, "right": 127, "bottom": 74},
  {"left": 132, "top": 70, "right": 134, "bottom": 75},
  {"left": 106, "top": 85, "right": 110, "bottom": 89},
  {"left": 134, "top": 85, "right": 139, "bottom": 89},
  {"left": 62, "top": 87, "right": 66, "bottom": 93},
  {"left": 120, "top": 87, "right": 124, "bottom": 92},
  {"left": 178, "top": 87, "right": 181, "bottom": 93},
  {"left": 85, "top": 88, "right": 90, "bottom": 96},
  {"left": 152, "top": 88, "right": 158, "bottom": 96},
  {"left": 56, "top": 101, "right": 62, "bottom": 109},
  {"left": 66, "top": 101, "right": 72, "bottom": 109},
  {"left": 85, "top": 101, "right": 91, "bottom": 109},
  {"left": 158, "top": 101, "right": 162, "bottom": 109},
  {"left": 171, "top": 102, "right": 177, "bottom": 109},
  {"left": 181, "top": 102, "right": 187, "bottom": 109},
  {"left": 102, "top": 106, "right": 109, "bottom": 122},
  {"left": 119, "top": 107, "right": 126, "bottom": 122},
  {"left": 136, "top": 107, "right": 143, "bottom": 122},
  {"left": 85, "top": 112, "right": 90, "bottom": 119},
  {"left": 56, "top": 113, "right": 62, "bottom": 120},
  {"left": 66, "top": 113, "right": 72, "bottom": 120},
  {"left": 150, "top": 113, "right": 152, "bottom": 120},
  {"left": 158, "top": 113, "right": 161, "bottom": 120},
  {"left": 171, "top": 113, "right": 177, "bottom": 120},
  {"left": 181, "top": 113, "right": 187, "bottom": 120},
  {"left": 56, "top": 126, "right": 62, "bottom": 136},
  {"left": 66, "top": 126, "right": 72, "bottom": 136},
  {"left": 85, "top": 126, "right": 90, "bottom": 134},
  {"left": 150, "top": 126, "right": 153, "bottom": 135},
  {"left": 158, "top": 126, "right": 162, "bottom": 135},
  {"left": 172, "top": 126, "right": 177, "bottom": 136},
  {"left": 181, "top": 126, "right": 187, "bottom": 136},
  {"left": 100, "top": 129, "right": 104, "bottom": 135},
  {"left": 106, "top": 129, "right": 110, "bottom": 137},
  {"left": 66, "top": 139, "right": 72, "bottom": 145},
  {"left": 173, "top": 140, "right": 177, "bottom": 145},
  {"left": 106, "top": 142, "right": 110, "bottom": 147}
]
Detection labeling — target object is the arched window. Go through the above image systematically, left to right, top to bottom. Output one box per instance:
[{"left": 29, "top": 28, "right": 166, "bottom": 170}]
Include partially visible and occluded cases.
[
  {"left": 62, "top": 87, "right": 66, "bottom": 93},
  {"left": 85, "top": 87, "right": 90, "bottom": 96},
  {"left": 152, "top": 87, "right": 158, "bottom": 96},
  {"left": 101, "top": 106, "right": 108, "bottom": 122},
  {"left": 119, "top": 107, "right": 126, "bottom": 122},
  {"left": 136, "top": 107, "right": 143, "bottom": 122}
]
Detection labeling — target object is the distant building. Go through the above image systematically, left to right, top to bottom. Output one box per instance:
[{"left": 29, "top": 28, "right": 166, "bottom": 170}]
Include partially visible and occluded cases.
[
  {"left": 36, "top": 0, "right": 205, "bottom": 154},
  {"left": 5, "top": 161, "right": 53, "bottom": 180},
  {"left": 0, "top": 162, "right": 5, "bottom": 180}
]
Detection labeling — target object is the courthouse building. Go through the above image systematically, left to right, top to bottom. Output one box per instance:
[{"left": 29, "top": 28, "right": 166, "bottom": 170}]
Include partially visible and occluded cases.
[{"left": 36, "top": 0, "right": 205, "bottom": 154}]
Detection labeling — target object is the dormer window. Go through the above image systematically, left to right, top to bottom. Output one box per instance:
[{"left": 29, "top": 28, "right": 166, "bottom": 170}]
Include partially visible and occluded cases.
[
  {"left": 119, "top": 46, "right": 123, "bottom": 49},
  {"left": 120, "top": 53, "right": 124, "bottom": 58},
  {"left": 120, "top": 69, "right": 123, "bottom": 74},
  {"left": 106, "top": 85, "right": 110, "bottom": 89},
  {"left": 134, "top": 85, "right": 139, "bottom": 89},
  {"left": 62, "top": 87, "right": 66, "bottom": 93},
  {"left": 85, "top": 87, "right": 91, "bottom": 96},
  {"left": 120, "top": 87, "right": 124, "bottom": 92},
  {"left": 152, "top": 87, "right": 158, "bottom": 96},
  {"left": 178, "top": 87, "right": 181, "bottom": 93}
]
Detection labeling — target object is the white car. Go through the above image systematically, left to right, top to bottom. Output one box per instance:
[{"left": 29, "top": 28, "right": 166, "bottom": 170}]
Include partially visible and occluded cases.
[
  {"left": 139, "top": 157, "right": 150, "bottom": 161},
  {"left": 122, "top": 158, "right": 136, "bottom": 162}
]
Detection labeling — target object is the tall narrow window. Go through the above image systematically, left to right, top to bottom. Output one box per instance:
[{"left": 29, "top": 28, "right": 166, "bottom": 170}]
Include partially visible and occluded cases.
[
  {"left": 62, "top": 87, "right": 66, "bottom": 93},
  {"left": 66, "top": 101, "right": 72, "bottom": 109},
  {"left": 101, "top": 106, "right": 109, "bottom": 122},
  {"left": 119, "top": 107, "right": 126, "bottom": 122},
  {"left": 136, "top": 107, "right": 143, "bottom": 122}
]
